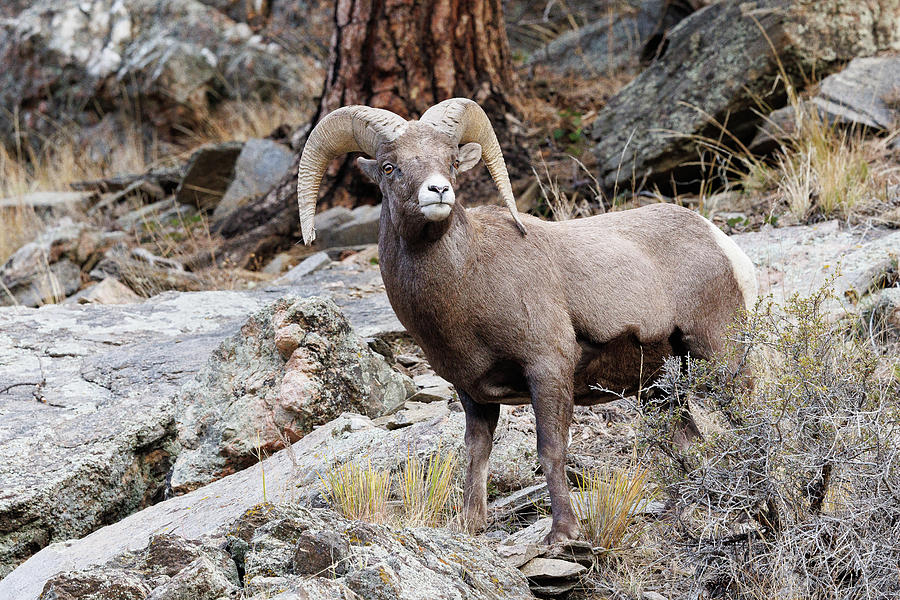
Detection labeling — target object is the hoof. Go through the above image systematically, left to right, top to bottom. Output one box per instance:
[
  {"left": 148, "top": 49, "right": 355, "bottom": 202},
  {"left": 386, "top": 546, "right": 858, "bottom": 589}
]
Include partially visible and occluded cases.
[{"left": 543, "top": 520, "right": 580, "bottom": 545}]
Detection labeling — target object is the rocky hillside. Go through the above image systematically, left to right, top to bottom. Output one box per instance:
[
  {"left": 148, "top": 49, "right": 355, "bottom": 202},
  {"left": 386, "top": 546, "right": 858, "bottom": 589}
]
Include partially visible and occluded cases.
[{"left": 2, "top": 1, "right": 900, "bottom": 599}]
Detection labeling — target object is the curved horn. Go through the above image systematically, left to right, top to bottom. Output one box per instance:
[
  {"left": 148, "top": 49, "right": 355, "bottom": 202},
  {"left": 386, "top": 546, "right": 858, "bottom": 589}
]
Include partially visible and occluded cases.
[
  {"left": 420, "top": 98, "right": 526, "bottom": 235},
  {"left": 297, "top": 106, "right": 407, "bottom": 244}
]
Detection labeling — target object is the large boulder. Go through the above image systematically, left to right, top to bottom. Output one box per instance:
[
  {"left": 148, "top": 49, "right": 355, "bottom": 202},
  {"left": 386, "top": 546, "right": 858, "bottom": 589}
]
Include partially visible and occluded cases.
[
  {"left": 0, "top": 0, "right": 322, "bottom": 152},
  {"left": 526, "top": 0, "right": 693, "bottom": 75},
  {"left": 589, "top": 0, "right": 900, "bottom": 193},
  {"left": 210, "top": 138, "right": 295, "bottom": 227},
  {"left": 0, "top": 257, "right": 406, "bottom": 577},
  {"left": 0, "top": 290, "right": 281, "bottom": 579},
  {"left": 171, "top": 296, "right": 414, "bottom": 492},
  {"left": 1, "top": 411, "right": 539, "bottom": 599},
  {"left": 36, "top": 505, "right": 532, "bottom": 600}
]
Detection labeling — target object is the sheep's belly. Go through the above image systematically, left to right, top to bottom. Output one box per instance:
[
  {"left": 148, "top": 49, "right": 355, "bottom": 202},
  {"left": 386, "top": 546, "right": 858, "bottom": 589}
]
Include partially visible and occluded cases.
[{"left": 469, "top": 333, "right": 673, "bottom": 406}]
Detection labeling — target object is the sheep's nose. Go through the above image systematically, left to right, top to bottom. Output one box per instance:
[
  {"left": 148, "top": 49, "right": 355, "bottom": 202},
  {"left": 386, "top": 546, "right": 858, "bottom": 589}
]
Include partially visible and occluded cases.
[{"left": 428, "top": 184, "right": 450, "bottom": 196}]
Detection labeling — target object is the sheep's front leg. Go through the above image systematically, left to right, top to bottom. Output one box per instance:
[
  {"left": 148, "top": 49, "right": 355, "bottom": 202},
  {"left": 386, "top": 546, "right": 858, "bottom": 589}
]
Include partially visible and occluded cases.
[
  {"left": 528, "top": 364, "right": 579, "bottom": 544},
  {"left": 460, "top": 391, "right": 500, "bottom": 532}
]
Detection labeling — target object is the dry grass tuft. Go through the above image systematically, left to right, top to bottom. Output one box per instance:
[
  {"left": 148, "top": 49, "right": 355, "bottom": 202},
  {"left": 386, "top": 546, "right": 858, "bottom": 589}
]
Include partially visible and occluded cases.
[
  {"left": 767, "top": 107, "right": 879, "bottom": 221},
  {"left": 0, "top": 205, "right": 41, "bottom": 265},
  {"left": 399, "top": 448, "right": 459, "bottom": 527},
  {"left": 319, "top": 461, "right": 392, "bottom": 524},
  {"left": 573, "top": 464, "right": 653, "bottom": 554}
]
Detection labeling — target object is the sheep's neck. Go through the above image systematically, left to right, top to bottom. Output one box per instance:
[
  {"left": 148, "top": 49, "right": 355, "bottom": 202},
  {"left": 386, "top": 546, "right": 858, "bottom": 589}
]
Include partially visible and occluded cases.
[{"left": 378, "top": 202, "right": 474, "bottom": 343}]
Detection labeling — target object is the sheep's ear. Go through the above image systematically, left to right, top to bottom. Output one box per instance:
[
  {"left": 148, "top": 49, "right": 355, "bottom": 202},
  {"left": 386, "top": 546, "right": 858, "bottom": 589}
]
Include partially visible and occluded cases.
[
  {"left": 458, "top": 142, "right": 482, "bottom": 173},
  {"left": 357, "top": 157, "right": 379, "bottom": 182}
]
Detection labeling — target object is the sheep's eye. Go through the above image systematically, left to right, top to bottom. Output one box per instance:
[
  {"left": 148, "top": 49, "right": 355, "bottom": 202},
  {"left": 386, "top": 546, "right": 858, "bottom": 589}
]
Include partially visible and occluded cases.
[
  {"left": 452, "top": 159, "right": 460, "bottom": 170},
  {"left": 382, "top": 163, "right": 394, "bottom": 175}
]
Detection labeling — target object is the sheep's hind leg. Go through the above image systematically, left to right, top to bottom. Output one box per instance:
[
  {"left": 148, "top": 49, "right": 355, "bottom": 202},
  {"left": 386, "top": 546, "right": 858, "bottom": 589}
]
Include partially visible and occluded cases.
[
  {"left": 528, "top": 365, "right": 580, "bottom": 544},
  {"left": 460, "top": 391, "right": 500, "bottom": 533}
]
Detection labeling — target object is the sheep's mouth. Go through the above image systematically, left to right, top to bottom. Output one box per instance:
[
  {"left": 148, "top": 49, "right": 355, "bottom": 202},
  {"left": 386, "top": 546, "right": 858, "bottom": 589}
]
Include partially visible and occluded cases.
[{"left": 419, "top": 200, "right": 453, "bottom": 221}]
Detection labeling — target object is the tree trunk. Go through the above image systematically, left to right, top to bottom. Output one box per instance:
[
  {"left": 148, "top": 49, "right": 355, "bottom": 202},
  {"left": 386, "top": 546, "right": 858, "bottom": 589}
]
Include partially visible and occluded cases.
[{"left": 214, "top": 0, "right": 519, "bottom": 269}]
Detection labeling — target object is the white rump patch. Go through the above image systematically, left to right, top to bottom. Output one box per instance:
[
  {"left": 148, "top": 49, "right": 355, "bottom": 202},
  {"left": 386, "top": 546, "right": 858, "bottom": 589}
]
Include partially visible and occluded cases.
[
  {"left": 418, "top": 174, "right": 455, "bottom": 222},
  {"left": 704, "top": 218, "right": 758, "bottom": 310}
]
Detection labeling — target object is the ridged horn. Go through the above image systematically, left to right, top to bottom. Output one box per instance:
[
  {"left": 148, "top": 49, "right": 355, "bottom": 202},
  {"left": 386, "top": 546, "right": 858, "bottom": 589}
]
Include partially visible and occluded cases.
[
  {"left": 420, "top": 98, "right": 526, "bottom": 234},
  {"left": 297, "top": 106, "right": 408, "bottom": 244}
]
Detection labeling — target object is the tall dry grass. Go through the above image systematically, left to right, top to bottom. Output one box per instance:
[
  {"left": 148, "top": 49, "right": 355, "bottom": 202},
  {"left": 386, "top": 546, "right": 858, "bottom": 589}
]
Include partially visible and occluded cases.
[
  {"left": 399, "top": 448, "right": 459, "bottom": 527},
  {"left": 318, "top": 461, "right": 392, "bottom": 524},
  {"left": 573, "top": 463, "right": 653, "bottom": 554}
]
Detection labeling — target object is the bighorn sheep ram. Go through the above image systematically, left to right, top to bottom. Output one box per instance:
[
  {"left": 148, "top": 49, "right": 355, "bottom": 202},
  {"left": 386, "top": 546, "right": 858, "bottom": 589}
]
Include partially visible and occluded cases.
[{"left": 297, "top": 98, "right": 757, "bottom": 543}]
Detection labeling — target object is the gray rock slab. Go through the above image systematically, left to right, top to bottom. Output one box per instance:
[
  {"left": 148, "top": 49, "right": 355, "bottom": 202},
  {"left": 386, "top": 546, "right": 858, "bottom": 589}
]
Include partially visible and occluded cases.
[
  {"left": 526, "top": 0, "right": 691, "bottom": 75},
  {"left": 811, "top": 56, "right": 900, "bottom": 131},
  {"left": 211, "top": 138, "right": 295, "bottom": 228},
  {"left": 174, "top": 142, "right": 243, "bottom": 211},
  {"left": 317, "top": 204, "right": 381, "bottom": 249},
  {"left": 732, "top": 222, "right": 899, "bottom": 312},
  {"left": 274, "top": 251, "right": 332, "bottom": 285},
  {"left": 0, "top": 257, "right": 417, "bottom": 580},
  {"left": 0, "top": 289, "right": 285, "bottom": 578},
  {"left": 409, "top": 372, "right": 457, "bottom": 403},
  {"left": 2, "top": 407, "right": 542, "bottom": 599},
  {"left": 521, "top": 557, "right": 587, "bottom": 579}
]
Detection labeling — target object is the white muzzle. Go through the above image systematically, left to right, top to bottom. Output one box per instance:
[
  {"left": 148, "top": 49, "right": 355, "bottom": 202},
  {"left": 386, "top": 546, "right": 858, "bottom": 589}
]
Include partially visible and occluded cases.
[{"left": 418, "top": 174, "right": 455, "bottom": 221}]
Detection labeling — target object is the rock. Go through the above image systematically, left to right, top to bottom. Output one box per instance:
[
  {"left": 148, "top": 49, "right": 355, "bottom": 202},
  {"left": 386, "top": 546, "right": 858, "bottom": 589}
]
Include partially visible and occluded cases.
[
  {"left": 0, "top": 0, "right": 322, "bottom": 152},
  {"left": 526, "top": 0, "right": 693, "bottom": 75},
  {"left": 590, "top": 0, "right": 900, "bottom": 193},
  {"left": 811, "top": 56, "right": 900, "bottom": 131},
  {"left": 210, "top": 138, "right": 295, "bottom": 228},
  {"left": 174, "top": 141, "right": 243, "bottom": 211},
  {"left": 0, "top": 191, "right": 96, "bottom": 214},
  {"left": 317, "top": 204, "right": 382, "bottom": 248},
  {"left": 314, "top": 205, "right": 354, "bottom": 233},
  {"left": 0, "top": 219, "right": 122, "bottom": 307},
  {"left": 733, "top": 223, "right": 900, "bottom": 315},
  {"left": 90, "top": 246, "right": 208, "bottom": 296},
  {"left": 274, "top": 251, "right": 332, "bottom": 284},
  {"left": 261, "top": 252, "right": 291, "bottom": 275},
  {"left": 1, "top": 258, "right": 82, "bottom": 307},
  {"left": 267, "top": 258, "right": 404, "bottom": 339},
  {"left": 0, "top": 261, "right": 410, "bottom": 577},
  {"left": 65, "top": 277, "right": 142, "bottom": 305},
  {"left": 0, "top": 289, "right": 285, "bottom": 579},
  {"left": 170, "top": 296, "right": 413, "bottom": 492},
  {"left": 409, "top": 372, "right": 457, "bottom": 403},
  {"left": 372, "top": 400, "right": 450, "bottom": 430},
  {"left": 2, "top": 413, "right": 536, "bottom": 599},
  {"left": 490, "top": 483, "right": 549, "bottom": 525},
  {"left": 33, "top": 505, "right": 532, "bottom": 600},
  {"left": 503, "top": 517, "right": 553, "bottom": 548},
  {"left": 39, "top": 535, "right": 239, "bottom": 600},
  {"left": 496, "top": 543, "right": 543, "bottom": 568},
  {"left": 520, "top": 557, "right": 586, "bottom": 596},
  {"left": 521, "top": 557, "right": 587, "bottom": 579},
  {"left": 38, "top": 571, "right": 151, "bottom": 600},
  {"left": 643, "top": 592, "right": 670, "bottom": 600}
]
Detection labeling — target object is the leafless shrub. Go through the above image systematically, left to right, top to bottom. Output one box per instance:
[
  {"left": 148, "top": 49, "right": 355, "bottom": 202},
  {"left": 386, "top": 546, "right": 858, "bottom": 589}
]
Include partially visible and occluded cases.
[{"left": 641, "top": 288, "right": 900, "bottom": 599}]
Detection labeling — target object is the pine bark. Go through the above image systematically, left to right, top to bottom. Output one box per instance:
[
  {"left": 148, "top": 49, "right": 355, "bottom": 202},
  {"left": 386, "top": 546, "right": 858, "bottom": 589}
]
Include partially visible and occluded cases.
[{"left": 215, "top": 0, "right": 518, "bottom": 268}]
